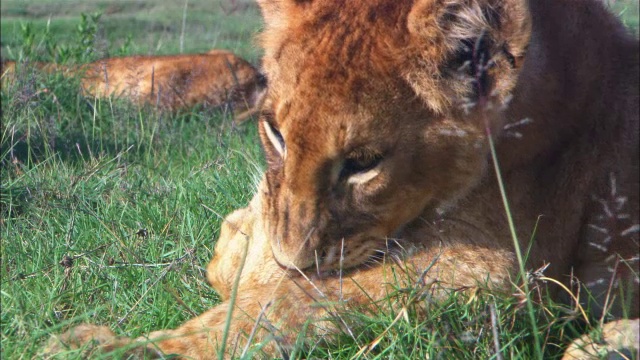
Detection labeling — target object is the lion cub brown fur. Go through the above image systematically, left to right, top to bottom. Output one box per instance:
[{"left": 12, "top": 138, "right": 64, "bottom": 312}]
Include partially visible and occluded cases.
[
  {"left": 44, "top": 0, "right": 638, "bottom": 358},
  {"left": 2, "top": 51, "right": 266, "bottom": 121}
]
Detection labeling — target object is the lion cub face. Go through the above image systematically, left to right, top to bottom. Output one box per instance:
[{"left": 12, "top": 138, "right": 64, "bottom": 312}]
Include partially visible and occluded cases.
[
  {"left": 256, "top": 0, "right": 530, "bottom": 271},
  {"left": 260, "top": 81, "right": 489, "bottom": 271}
]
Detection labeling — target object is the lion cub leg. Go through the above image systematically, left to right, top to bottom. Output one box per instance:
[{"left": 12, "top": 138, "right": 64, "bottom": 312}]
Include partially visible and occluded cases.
[
  {"left": 575, "top": 172, "right": 639, "bottom": 319},
  {"left": 206, "top": 192, "right": 286, "bottom": 300},
  {"left": 205, "top": 204, "right": 256, "bottom": 300},
  {"left": 139, "top": 304, "right": 232, "bottom": 358},
  {"left": 562, "top": 318, "right": 639, "bottom": 360},
  {"left": 41, "top": 323, "right": 164, "bottom": 358}
]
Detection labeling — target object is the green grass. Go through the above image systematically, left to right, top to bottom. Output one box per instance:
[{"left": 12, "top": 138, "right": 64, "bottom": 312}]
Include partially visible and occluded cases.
[
  {"left": 1, "top": 0, "right": 264, "bottom": 62},
  {"left": 611, "top": 0, "right": 640, "bottom": 33},
  {"left": 1, "top": 1, "right": 638, "bottom": 359}
]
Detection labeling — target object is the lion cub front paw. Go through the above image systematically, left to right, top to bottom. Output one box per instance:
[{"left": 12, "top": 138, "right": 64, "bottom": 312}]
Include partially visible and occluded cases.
[
  {"left": 562, "top": 319, "right": 639, "bottom": 360},
  {"left": 41, "top": 323, "right": 164, "bottom": 359},
  {"left": 41, "top": 324, "right": 117, "bottom": 357}
]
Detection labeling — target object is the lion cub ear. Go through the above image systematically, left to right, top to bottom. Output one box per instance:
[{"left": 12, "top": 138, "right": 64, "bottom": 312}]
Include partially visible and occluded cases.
[
  {"left": 256, "top": 0, "right": 307, "bottom": 27},
  {"left": 256, "top": 0, "right": 281, "bottom": 24},
  {"left": 405, "top": 0, "right": 531, "bottom": 113}
]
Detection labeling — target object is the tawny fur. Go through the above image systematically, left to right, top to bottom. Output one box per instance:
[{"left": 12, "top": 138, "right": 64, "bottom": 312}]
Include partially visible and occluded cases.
[
  {"left": 43, "top": 0, "right": 638, "bottom": 358},
  {"left": 1, "top": 51, "right": 267, "bottom": 122},
  {"left": 561, "top": 319, "right": 639, "bottom": 360}
]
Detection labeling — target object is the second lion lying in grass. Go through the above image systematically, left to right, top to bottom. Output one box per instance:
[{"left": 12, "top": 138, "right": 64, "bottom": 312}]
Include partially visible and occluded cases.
[{"left": 1, "top": 50, "right": 266, "bottom": 122}]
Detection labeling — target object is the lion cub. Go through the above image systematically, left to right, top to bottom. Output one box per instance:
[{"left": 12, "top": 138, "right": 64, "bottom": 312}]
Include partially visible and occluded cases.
[{"left": 1, "top": 50, "right": 266, "bottom": 122}]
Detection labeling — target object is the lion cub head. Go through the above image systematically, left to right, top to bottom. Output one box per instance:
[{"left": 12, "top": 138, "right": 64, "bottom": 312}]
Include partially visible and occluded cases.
[{"left": 255, "top": 0, "right": 530, "bottom": 271}]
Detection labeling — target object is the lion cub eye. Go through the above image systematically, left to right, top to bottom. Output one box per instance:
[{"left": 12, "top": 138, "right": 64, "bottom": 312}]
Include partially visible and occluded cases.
[
  {"left": 263, "top": 120, "right": 285, "bottom": 157},
  {"left": 341, "top": 151, "right": 383, "bottom": 184}
]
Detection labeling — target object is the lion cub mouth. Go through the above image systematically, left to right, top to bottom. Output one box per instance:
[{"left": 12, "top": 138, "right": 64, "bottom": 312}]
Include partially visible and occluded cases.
[{"left": 272, "top": 237, "right": 414, "bottom": 277}]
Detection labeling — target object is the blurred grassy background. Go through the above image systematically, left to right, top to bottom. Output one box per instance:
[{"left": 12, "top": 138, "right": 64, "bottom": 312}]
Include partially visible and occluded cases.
[
  {"left": 1, "top": 0, "right": 264, "bottom": 62},
  {"left": 1, "top": 0, "right": 637, "bottom": 62},
  {"left": 610, "top": 0, "right": 640, "bottom": 31}
]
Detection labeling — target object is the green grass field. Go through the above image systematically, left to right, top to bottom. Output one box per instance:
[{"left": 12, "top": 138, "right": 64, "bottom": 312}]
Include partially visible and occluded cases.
[
  {"left": 0, "top": 0, "right": 264, "bottom": 62},
  {"left": 1, "top": 1, "right": 638, "bottom": 359}
]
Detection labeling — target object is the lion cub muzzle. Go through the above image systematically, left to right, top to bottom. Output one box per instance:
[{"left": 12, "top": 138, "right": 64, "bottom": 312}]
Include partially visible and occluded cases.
[{"left": 270, "top": 227, "right": 387, "bottom": 272}]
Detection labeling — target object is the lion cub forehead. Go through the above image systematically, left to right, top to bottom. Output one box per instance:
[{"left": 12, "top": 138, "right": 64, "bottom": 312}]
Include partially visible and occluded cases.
[
  {"left": 260, "top": 3, "right": 413, "bottom": 96},
  {"left": 275, "top": 99, "right": 392, "bottom": 155}
]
